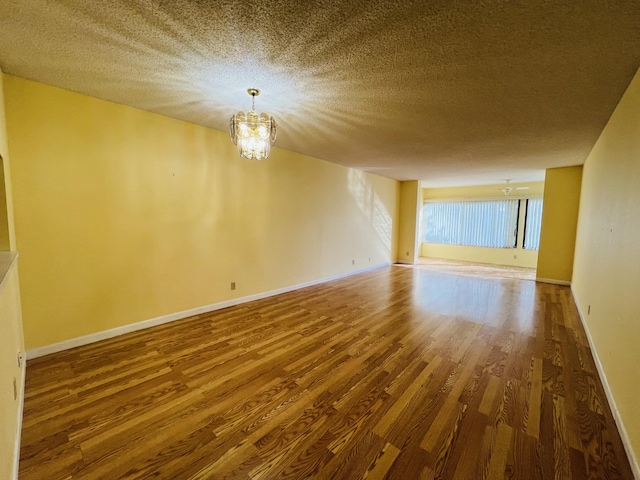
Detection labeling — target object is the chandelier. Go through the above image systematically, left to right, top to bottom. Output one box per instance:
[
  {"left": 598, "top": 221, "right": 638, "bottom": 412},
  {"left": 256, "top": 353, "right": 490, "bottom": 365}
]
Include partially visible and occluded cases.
[{"left": 229, "top": 88, "right": 277, "bottom": 160}]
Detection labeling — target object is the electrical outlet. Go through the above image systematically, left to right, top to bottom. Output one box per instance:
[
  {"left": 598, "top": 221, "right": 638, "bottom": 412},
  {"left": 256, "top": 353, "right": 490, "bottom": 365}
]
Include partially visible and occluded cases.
[
  {"left": 406, "top": 251, "right": 409, "bottom": 256},
  {"left": 230, "top": 282, "right": 236, "bottom": 291},
  {"left": 17, "top": 351, "right": 24, "bottom": 368}
]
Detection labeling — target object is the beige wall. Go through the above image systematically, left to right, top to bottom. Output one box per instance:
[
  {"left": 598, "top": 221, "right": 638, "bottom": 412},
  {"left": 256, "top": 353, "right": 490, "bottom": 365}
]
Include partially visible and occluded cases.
[
  {"left": 572, "top": 68, "right": 640, "bottom": 473},
  {"left": 0, "top": 69, "right": 25, "bottom": 480},
  {"left": 3, "top": 75, "right": 399, "bottom": 351},
  {"left": 536, "top": 166, "right": 582, "bottom": 283},
  {"left": 397, "top": 180, "right": 420, "bottom": 264},
  {"left": 421, "top": 182, "right": 544, "bottom": 268}
]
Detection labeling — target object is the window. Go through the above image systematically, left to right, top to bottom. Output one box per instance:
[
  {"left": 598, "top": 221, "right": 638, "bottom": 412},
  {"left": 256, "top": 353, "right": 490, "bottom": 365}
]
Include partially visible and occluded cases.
[
  {"left": 523, "top": 198, "right": 543, "bottom": 250},
  {"left": 422, "top": 199, "right": 519, "bottom": 248}
]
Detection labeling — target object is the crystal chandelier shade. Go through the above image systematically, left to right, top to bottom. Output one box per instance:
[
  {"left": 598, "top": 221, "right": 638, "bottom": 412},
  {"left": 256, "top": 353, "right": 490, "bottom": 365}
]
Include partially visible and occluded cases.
[{"left": 229, "top": 89, "right": 277, "bottom": 160}]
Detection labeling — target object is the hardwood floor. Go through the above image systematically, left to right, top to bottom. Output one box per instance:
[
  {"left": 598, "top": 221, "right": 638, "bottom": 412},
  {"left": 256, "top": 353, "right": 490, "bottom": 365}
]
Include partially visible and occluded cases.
[{"left": 20, "top": 265, "right": 634, "bottom": 479}]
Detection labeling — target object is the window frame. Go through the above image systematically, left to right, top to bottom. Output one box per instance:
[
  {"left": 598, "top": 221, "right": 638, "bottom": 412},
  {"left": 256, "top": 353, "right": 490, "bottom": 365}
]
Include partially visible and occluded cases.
[
  {"left": 421, "top": 194, "right": 544, "bottom": 251},
  {"left": 421, "top": 198, "right": 521, "bottom": 249}
]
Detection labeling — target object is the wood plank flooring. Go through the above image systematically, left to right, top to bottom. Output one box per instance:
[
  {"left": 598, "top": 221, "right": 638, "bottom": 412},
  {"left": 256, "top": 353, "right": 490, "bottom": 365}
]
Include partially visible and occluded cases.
[{"left": 20, "top": 265, "right": 634, "bottom": 479}]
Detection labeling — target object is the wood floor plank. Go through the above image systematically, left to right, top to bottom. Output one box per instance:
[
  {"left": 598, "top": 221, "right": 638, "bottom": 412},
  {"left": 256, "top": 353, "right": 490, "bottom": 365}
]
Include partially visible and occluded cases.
[
  {"left": 19, "top": 263, "right": 635, "bottom": 479},
  {"left": 373, "top": 356, "right": 442, "bottom": 438},
  {"left": 526, "top": 356, "right": 543, "bottom": 438},
  {"left": 478, "top": 374, "right": 502, "bottom": 416},
  {"left": 420, "top": 396, "right": 463, "bottom": 453},
  {"left": 486, "top": 422, "right": 513, "bottom": 479},
  {"left": 361, "top": 441, "right": 401, "bottom": 479}
]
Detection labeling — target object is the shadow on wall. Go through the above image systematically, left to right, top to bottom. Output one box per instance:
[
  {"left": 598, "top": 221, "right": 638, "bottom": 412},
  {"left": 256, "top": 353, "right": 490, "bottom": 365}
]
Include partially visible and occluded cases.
[
  {"left": 0, "top": 154, "right": 9, "bottom": 250},
  {"left": 347, "top": 169, "right": 393, "bottom": 251}
]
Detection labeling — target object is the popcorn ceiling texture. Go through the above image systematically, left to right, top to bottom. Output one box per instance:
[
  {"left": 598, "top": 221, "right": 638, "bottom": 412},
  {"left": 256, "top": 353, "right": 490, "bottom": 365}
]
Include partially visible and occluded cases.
[{"left": 0, "top": 0, "right": 639, "bottom": 186}]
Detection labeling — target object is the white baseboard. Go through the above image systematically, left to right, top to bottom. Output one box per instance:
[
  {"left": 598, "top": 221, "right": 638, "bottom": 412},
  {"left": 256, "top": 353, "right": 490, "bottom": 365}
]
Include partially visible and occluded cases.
[
  {"left": 26, "top": 263, "right": 391, "bottom": 359},
  {"left": 535, "top": 277, "right": 571, "bottom": 286},
  {"left": 571, "top": 287, "right": 640, "bottom": 479},
  {"left": 12, "top": 361, "right": 26, "bottom": 480}
]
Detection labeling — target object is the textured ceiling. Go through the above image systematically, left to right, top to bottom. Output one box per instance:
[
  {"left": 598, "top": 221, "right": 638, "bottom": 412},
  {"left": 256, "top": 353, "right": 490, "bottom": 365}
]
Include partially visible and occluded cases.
[{"left": 1, "top": 1, "right": 639, "bottom": 186}]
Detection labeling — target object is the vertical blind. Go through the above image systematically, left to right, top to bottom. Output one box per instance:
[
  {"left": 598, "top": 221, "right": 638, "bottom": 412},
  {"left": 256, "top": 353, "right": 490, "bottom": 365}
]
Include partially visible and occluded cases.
[
  {"left": 523, "top": 198, "right": 543, "bottom": 250},
  {"left": 423, "top": 200, "right": 519, "bottom": 248}
]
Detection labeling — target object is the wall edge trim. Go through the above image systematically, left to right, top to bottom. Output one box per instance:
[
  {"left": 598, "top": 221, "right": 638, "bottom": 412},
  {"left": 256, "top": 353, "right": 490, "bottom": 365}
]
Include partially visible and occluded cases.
[
  {"left": 26, "top": 262, "right": 391, "bottom": 359},
  {"left": 535, "top": 277, "right": 571, "bottom": 286},
  {"left": 571, "top": 286, "right": 640, "bottom": 479},
  {"left": 12, "top": 360, "right": 26, "bottom": 480}
]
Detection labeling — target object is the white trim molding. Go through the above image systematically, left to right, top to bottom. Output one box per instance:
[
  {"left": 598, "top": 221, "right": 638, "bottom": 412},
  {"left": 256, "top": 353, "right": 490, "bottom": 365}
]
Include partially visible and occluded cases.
[
  {"left": 26, "top": 262, "right": 391, "bottom": 359},
  {"left": 535, "top": 277, "right": 571, "bottom": 286},
  {"left": 571, "top": 287, "right": 640, "bottom": 479},
  {"left": 12, "top": 361, "right": 26, "bottom": 480}
]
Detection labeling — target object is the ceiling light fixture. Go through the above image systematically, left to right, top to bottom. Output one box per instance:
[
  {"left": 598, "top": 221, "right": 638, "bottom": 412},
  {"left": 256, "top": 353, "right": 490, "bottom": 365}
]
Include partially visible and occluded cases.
[{"left": 229, "top": 88, "right": 277, "bottom": 160}]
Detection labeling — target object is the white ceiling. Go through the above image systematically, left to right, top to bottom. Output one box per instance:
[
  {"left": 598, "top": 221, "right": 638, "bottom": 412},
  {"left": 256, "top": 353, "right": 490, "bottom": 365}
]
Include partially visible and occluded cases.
[{"left": 1, "top": 0, "right": 639, "bottom": 187}]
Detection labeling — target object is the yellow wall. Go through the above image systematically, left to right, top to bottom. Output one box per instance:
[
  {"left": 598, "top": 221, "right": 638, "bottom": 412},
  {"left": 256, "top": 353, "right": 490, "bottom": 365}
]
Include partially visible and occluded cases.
[
  {"left": 0, "top": 68, "right": 14, "bottom": 251},
  {"left": 572, "top": 68, "right": 640, "bottom": 472},
  {"left": 0, "top": 69, "right": 24, "bottom": 480},
  {"left": 3, "top": 75, "right": 399, "bottom": 350},
  {"left": 0, "top": 155, "right": 9, "bottom": 250},
  {"left": 536, "top": 166, "right": 582, "bottom": 283},
  {"left": 397, "top": 180, "right": 420, "bottom": 263},
  {"left": 421, "top": 182, "right": 544, "bottom": 268},
  {"left": 422, "top": 182, "right": 545, "bottom": 201},
  {"left": 421, "top": 242, "right": 539, "bottom": 268},
  {"left": 0, "top": 261, "right": 24, "bottom": 480}
]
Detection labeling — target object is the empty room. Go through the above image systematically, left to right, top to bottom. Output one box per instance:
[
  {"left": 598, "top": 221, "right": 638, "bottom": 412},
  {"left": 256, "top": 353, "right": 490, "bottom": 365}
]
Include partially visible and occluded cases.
[{"left": 1, "top": 1, "right": 639, "bottom": 479}]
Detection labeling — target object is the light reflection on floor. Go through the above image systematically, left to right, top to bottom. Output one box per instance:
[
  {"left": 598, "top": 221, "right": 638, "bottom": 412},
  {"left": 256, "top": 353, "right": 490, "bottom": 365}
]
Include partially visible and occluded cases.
[
  {"left": 417, "top": 257, "right": 536, "bottom": 281},
  {"left": 392, "top": 259, "right": 539, "bottom": 333}
]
